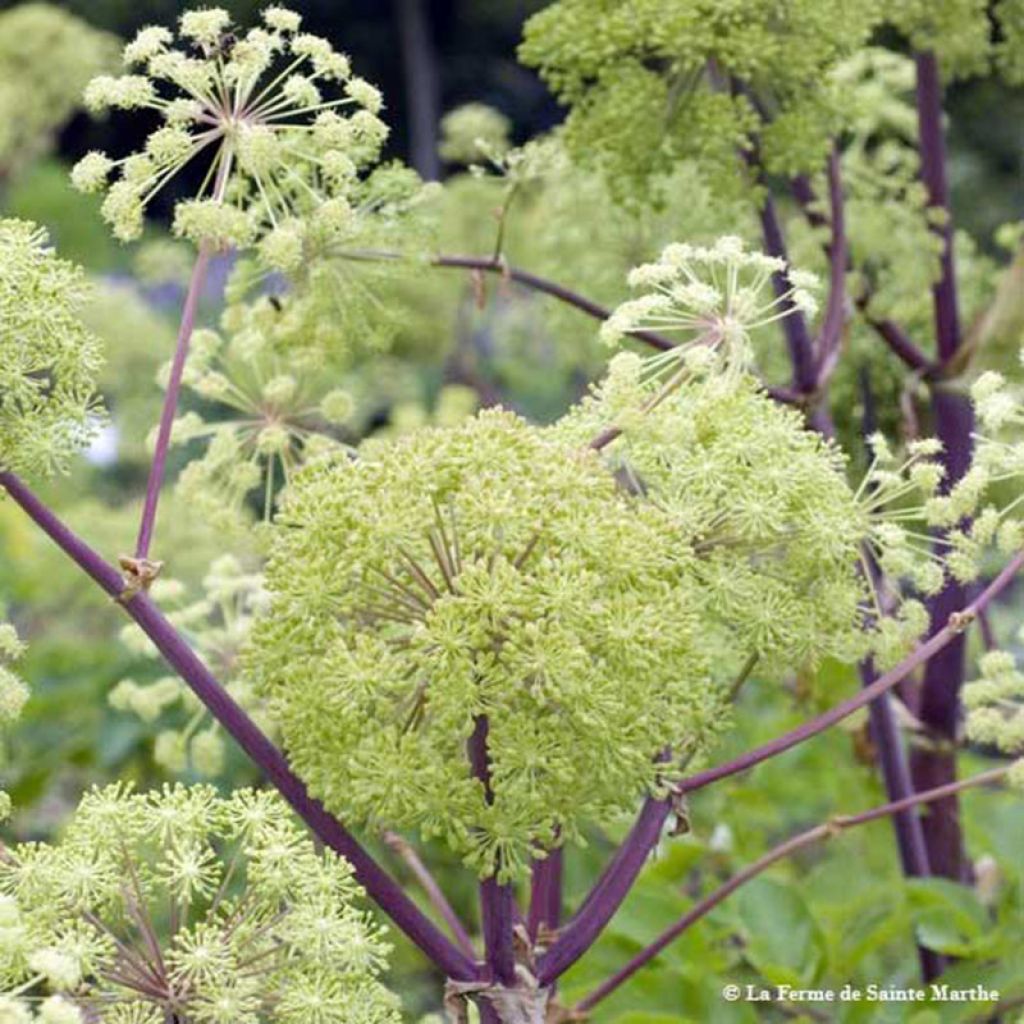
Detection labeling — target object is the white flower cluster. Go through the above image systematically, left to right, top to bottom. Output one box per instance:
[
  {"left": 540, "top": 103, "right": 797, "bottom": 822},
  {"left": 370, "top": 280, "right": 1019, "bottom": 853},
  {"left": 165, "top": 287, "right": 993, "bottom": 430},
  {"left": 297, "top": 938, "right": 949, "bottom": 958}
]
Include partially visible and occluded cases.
[
  {"left": 71, "top": 6, "right": 389, "bottom": 246},
  {"left": 600, "top": 236, "right": 820, "bottom": 380}
]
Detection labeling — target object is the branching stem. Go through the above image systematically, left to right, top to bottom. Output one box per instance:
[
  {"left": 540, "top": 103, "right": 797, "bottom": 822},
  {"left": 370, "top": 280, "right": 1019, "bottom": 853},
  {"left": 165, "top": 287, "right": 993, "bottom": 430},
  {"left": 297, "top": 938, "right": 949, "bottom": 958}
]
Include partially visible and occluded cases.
[{"left": 576, "top": 765, "right": 1010, "bottom": 1011}]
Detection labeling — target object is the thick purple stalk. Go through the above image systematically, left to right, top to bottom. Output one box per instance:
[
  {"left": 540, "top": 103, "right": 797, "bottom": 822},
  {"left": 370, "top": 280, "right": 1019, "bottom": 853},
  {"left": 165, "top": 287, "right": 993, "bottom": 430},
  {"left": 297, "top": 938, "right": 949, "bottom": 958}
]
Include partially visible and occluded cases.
[
  {"left": 914, "top": 50, "right": 975, "bottom": 881},
  {"left": 915, "top": 51, "right": 962, "bottom": 363},
  {"left": 814, "top": 148, "right": 847, "bottom": 387},
  {"left": 757, "top": 192, "right": 818, "bottom": 394},
  {"left": 135, "top": 241, "right": 212, "bottom": 559},
  {"left": 0, "top": 471, "right": 479, "bottom": 983},
  {"left": 861, "top": 668, "right": 945, "bottom": 981},
  {"left": 469, "top": 715, "right": 517, "bottom": 986},
  {"left": 575, "top": 765, "right": 1008, "bottom": 1012},
  {"left": 535, "top": 795, "right": 670, "bottom": 985},
  {"left": 527, "top": 848, "right": 563, "bottom": 941}
]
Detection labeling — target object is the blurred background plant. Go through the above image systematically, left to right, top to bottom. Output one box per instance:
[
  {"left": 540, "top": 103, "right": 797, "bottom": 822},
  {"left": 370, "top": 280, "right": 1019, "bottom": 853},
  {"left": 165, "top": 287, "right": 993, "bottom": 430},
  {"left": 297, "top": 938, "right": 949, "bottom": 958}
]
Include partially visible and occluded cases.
[{"left": 2, "top": 2, "right": 1024, "bottom": 1021}]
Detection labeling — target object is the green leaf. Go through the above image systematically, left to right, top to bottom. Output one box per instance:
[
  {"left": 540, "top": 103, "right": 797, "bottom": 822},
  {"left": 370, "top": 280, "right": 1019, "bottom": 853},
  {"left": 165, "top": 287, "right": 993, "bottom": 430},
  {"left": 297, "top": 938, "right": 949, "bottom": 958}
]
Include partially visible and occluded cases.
[
  {"left": 734, "top": 877, "right": 825, "bottom": 985},
  {"left": 906, "top": 878, "right": 989, "bottom": 955}
]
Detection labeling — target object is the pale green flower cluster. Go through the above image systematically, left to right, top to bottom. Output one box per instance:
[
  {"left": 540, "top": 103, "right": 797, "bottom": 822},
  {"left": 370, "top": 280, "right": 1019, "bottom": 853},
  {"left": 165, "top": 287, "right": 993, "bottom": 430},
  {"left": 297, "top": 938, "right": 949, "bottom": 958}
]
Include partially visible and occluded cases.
[
  {"left": 519, "top": 0, "right": 878, "bottom": 202},
  {"left": 0, "top": 4, "right": 117, "bottom": 177},
  {"left": 71, "top": 6, "right": 390, "bottom": 246},
  {"left": 223, "top": 160, "right": 439, "bottom": 365},
  {"left": 0, "top": 221, "right": 102, "bottom": 479},
  {"left": 599, "top": 236, "right": 820, "bottom": 381},
  {"left": 163, "top": 321, "right": 354, "bottom": 531},
  {"left": 558, "top": 362, "right": 886, "bottom": 671},
  {"left": 250, "top": 409, "right": 722, "bottom": 880},
  {"left": 112, "top": 558, "right": 270, "bottom": 776},
  {"left": 0, "top": 623, "right": 28, "bottom": 824},
  {"left": 964, "top": 650, "right": 1024, "bottom": 788},
  {"left": 0, "top": 784, "right": 400, "bottom": 1024}
]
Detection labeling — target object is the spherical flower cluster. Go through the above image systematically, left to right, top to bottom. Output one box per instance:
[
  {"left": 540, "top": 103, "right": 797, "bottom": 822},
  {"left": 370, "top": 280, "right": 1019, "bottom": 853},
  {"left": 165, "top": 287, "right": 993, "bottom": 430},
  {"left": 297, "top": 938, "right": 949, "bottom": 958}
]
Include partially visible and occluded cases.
[
  {"left": 72, "top": 6, "right": 390, "bottom": 245},
  {"left": 0, "top": 221, "right": 103, "bottom": 479},
  {"left": 599, "top": 237, "right": 820, "bottom": 384},
  {"left": 163, "top": 321, "right": 354, "bottom": 531},
  {"left": 558, "top": 361, "right": 898, "bottom": 672},
  {"left": 249, "top": 409, "right": 721, "bottom": 879},
  {"left": 112, "top": 558, "right": 270, "bottom": 776},
  {"left": 0, "top": 784, "right": 400, "bottom": 1024}
]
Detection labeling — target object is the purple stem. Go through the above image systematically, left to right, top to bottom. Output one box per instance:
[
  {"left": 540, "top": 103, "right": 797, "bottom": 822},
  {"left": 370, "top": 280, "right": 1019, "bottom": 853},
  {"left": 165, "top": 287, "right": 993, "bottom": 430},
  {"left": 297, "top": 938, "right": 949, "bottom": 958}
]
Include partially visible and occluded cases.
[
  {"left": 913, "top": 49, "right": 975, "bottom": 883},
  {"left": 915, "top": 51, "right": 962, "bottom": 363},
  {"left": 813, "top": 148, "right": 848, "bottom": 387},
  {"left": 792, "top": 174, "right": 935, "bottom": 376},
  {"left": 757, "top": 191, "right": 818, "bottom": 394},
  {"left": 135, "top": 241, "right": 212, "bottom": 559},
  {"left": 432, "top": 254, "right": 674, "bottom": 353},
  {"left": 862, "top": 311, "right": 936, "bottom": 374},
  {"left": 0, "top": 470, "right": 479, "bottom": 983},
  {"left": 861, "top": 667, "right": 945, "bottom": 981},
  {"left": 469, "top": 715, "right": 517, "bottom": 986},
  {"left": 535, "top": 795, "right": 670, "bottom": 985},
  {"left": 527, "top": 848, "right": 563, "bottom": 941}
]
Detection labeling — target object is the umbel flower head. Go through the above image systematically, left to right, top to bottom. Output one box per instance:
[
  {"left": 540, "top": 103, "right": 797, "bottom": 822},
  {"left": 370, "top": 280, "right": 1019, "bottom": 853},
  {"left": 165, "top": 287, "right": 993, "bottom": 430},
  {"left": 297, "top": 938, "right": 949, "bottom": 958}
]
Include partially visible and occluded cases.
[
  {"left": 72, "top": 6, "right": 389, "bottom": 246},
  {"left": 0, "top": 220, "right": 103, "bottom": 479},
  {"left": 600, "top": 236, "right": 820, "bottom": 382},
  {"left": 164, "top": 321, "right": 354, "bottom": 531},
  {"left": 250, "top": 409, "right": 721, "bottom": 880},
  {"left": 112, "top": 558, "right": 270, "bottom": 776},
  {"left": 0, "top": 784, "right": 400, "bottom": 1024}
]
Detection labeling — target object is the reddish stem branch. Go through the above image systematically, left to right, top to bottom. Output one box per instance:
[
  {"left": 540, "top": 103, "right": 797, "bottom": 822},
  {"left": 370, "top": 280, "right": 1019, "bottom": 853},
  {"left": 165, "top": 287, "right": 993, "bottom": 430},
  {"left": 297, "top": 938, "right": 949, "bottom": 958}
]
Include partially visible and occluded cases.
[
  {"left": 814, "top": 147, "right": 848, "bottom": 387},
  {"left": 135, "top": 240, "right": 212, "bottom": 558},
  {"left": 431, "top": 254, "right": 674, "bottom": 352},
  {"left": 0, "top": 470, "right": 479, "bottom": 983},
  {"left": 677, "top": 547, "right": 1024, "bottom": 795},
  {"left": 576, "top": 765, "right": 1010, "bottom": 1011},
  {"left": 383, "top": 831, "right": 477, "bottom": 960}
]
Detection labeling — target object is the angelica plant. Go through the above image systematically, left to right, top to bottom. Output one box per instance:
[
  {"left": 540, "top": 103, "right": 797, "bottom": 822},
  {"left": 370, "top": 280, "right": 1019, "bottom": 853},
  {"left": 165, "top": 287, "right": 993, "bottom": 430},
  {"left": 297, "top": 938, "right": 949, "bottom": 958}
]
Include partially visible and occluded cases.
[
  {"left": 8, "top": 1, "right": 1024, "bottom": 1019},
  {"left": 0, "top": 784, "right": 400, "bottom": 1024}
]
